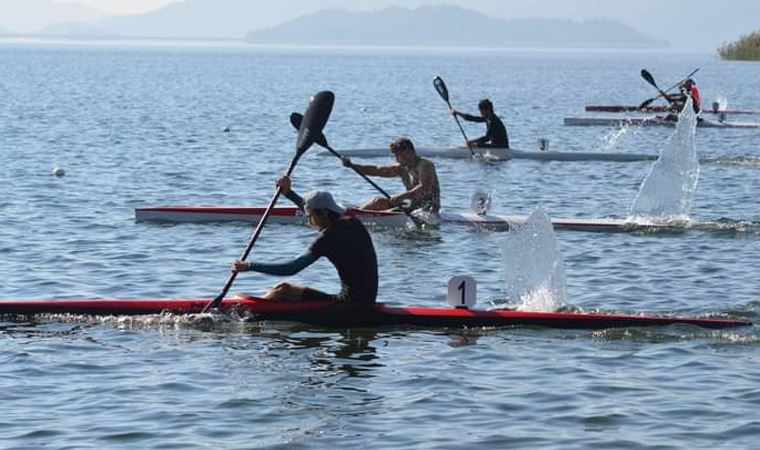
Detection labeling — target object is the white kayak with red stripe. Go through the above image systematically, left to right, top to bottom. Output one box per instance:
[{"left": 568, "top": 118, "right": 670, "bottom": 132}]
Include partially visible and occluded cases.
[
  {"left": 586, "top": 104, "right": 760, "bottom": 115},
  {"left": 564, "top": 116, "right": 760, "bottom": 129},
  {"left": 334, "top": 146, "right": 657, "bottom": 162},
  {"left": 134, "top": 205, "right": 674, "bottom": 233}
]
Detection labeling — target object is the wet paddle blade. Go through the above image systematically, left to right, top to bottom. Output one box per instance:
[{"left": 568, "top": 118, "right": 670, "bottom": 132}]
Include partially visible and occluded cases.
[
  {"left": 641, "top": 69, "right": 658, "bottom": 89},
  {"left": 433, "top": 76, "right": 449, "bottom": 102},
  {"left": 296, "top": 91, "right": 334, "bottom": 154},
  {"left": 290, "top": 112, "right": 329, "bottom": 148}
]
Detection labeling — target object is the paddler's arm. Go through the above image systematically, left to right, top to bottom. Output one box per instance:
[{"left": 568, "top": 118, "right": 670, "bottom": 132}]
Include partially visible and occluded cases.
[
  {"left": 453, "top": 110, "right": 485, "bottom": 123},
  {"left": 341, "top": 156, "right": 401, "bottom": 177},
  {"left": 276, "top": 175, "right": 305, "bottom": 212},
  {"left": 234, "top": 251, "right": 319, "bottom": 276}
]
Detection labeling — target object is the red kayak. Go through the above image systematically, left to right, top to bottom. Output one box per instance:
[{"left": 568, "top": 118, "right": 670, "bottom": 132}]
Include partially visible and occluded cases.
[{"left": 0, "top": 297, "right": 750, "bottom": 330}]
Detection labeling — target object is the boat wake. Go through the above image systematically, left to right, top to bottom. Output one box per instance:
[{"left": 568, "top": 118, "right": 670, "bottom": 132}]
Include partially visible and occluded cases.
[
  {"left": 700, "top": 155, "right": 760, "bottom": 167},
  {"left": 4, "top": 310, "right": 260, "bottom": 332}
]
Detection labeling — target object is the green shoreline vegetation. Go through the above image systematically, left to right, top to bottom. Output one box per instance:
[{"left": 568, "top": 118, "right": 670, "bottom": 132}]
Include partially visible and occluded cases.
[{"left": 718, "top": 31, "right": 760, "bottom": 60}]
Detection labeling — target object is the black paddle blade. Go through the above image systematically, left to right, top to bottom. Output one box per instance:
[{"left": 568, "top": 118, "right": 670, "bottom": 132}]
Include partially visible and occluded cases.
[
  {"left": 640, "top": 69, "right": 657, "bottom": 88},
  {"left": 433, "top": 76, "right": 449, "bottom": 102},
  {"left": 296, "top": 91, "right": 334, "bottom": 154},
  {"left": 638, "top": 97, "right": 657, "bottom": 109},
  {"left": 289, "top": 112, "right": 329, "bottom": 148}
]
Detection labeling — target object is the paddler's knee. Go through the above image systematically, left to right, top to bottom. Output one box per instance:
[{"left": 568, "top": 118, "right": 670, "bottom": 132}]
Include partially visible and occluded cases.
[
  {"left": 361, "top": 197, "right": 392, "bottom": 211},
  {"left": 264, "top": 282, "right": 305, "bottom": 301}
]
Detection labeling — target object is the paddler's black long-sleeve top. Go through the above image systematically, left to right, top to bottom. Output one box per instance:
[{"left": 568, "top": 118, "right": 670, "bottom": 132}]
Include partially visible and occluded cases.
[
  {"left": 459, "top": 112, "right": 509, "bottom": 149},
  {"left": 242, "top": 189, "right": 378, "bottom": 304}
]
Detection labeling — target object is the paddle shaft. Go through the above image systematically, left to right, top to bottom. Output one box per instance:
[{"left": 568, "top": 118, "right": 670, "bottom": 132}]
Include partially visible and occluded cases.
[
  {"left": 433, "top": 76, "right": 472, "bottom": 154},
  {"left": 446, "top": 99, "right": 471, "bottom": 146},
  {"left": 287, "top": 112, "right": 423, "bottom": 227},
  {"left": 326, "top": 142, "right": 426, "bottom": 227},
  {"left": 324, "top": 145, "right": 392, "bottom": 198},
  {"left": 204, "top": 155, "right": 301, "bottom": 312}
]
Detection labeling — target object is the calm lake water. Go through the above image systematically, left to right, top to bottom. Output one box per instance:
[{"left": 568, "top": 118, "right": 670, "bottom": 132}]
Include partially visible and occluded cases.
[{"left": 1, "top": 42, "right": 759, "bottom": 449}]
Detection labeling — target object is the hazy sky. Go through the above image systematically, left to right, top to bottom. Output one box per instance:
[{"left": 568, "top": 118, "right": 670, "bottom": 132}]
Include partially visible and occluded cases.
[
  {"left": 3, "top": 0, "right": 757, "bottom": 51},
  {"left": 55, "top": 0, "right": 180, "bottom": 15}
]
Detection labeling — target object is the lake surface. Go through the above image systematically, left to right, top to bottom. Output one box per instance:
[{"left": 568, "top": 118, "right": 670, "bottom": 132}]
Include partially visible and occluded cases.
[{"left": 1, "top": 42, "right": 759, "bottom": 449}]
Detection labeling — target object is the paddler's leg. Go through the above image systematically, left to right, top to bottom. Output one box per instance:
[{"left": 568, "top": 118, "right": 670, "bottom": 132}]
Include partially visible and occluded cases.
[
  {"left": 360, "top": 196, "right": 393, "bottom": 211},
  {"left": 264, "top": 282, "right": 306, "bottom": 301},
  {"left": 264, "top": 283, "right": 336, "bottom": 302}
]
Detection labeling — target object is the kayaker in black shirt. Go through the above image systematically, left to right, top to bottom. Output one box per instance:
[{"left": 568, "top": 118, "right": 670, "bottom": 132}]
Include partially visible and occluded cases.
[
  {"left": 451, "top": 99, "right": 509, "bottom": 149},
  {"left": 234, "top": 176, "right": 378, "bottom": 304}
]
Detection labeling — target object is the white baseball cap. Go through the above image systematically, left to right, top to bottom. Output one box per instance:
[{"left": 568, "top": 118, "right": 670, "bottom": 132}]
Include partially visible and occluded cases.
[{"left": 302, "top": 191, "right": 345, "bottom": 215}]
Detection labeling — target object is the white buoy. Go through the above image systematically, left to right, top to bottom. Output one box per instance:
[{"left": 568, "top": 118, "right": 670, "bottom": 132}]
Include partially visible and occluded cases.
[{"left": 52, "top": 167, "right": 65, "bottom": 177}]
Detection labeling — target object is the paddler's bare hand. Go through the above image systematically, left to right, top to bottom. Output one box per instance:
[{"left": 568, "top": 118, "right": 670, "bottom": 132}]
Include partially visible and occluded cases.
[
  {"left": 466, "top": 140, "right": 478, "bottom": 149},
  {"left": 341, "top": 156, "right": 353, "bottom": 168},
  {"left": 275, "top": 175, "right": 291, "bottom": 194},
  {"left": 233, "top": 260, "right": 251, "bottom": 272}
]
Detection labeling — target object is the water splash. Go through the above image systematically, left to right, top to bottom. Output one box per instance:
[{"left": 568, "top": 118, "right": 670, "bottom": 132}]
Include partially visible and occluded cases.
[
  {"left": 629, "top": 97, "right": 699, "bottom": 220},
  {"left": 600, "top": 122, "right": 630, "bottom": 151},
  {"left": 501, "top": 207, "right": 567, "bottom": 311}
]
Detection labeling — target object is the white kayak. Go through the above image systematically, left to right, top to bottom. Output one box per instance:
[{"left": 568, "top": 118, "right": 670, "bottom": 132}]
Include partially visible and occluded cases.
[
  {"left": 564, "top": 116, "right": 760, "bottom": 129},
  {"left": 334, "top": 147, "right": 657, "bottom": 162},
  {"left": 134, "top": 206, "right": 674, "bottom": 233}
]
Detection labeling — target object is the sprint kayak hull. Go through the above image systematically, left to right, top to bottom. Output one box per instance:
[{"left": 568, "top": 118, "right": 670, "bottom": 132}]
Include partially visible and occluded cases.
[
  {"left": 586, "top": 105, "right": 760, "bottom": 115},
  {"left": 564, "top": 116, "right": 760, "bottom": 128},
  {"left": 335, "top": 147, "right": 656, "bottom": 162},
  {"left": 134, "top": 206, "right": 673, "bottom": 233},
  {"left": 0, "top": 298, "right": 750, "bottom": 329}
]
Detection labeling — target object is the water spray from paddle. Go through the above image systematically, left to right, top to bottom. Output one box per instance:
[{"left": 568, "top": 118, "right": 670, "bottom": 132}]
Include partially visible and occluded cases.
[
  {"left": 629, "top": 97, "right": 699, "bottom": 221},
  {"left": 600, "top": 122, "right": 631, "bottom": 152},
  {"left": 501, "top": 207, "right": 567, "bottom": 311}
]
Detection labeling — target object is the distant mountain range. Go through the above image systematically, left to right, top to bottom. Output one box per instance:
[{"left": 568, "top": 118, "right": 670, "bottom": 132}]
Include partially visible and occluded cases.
[
  {"left": 0, "top": 0, "right": 104, "bottom": 33},
  {"left": 3, "top": 0, "right": 760, "bottom": 50},
  {"left": 1, "top": 3, "right": 663, "bottom": 49},
  {"left": 245, "top": 6, "right": 664, "bottom": 48}
]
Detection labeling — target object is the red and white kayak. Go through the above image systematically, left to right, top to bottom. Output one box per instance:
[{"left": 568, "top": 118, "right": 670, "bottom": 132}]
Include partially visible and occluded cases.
[
  {"left": 586, "top": 105, "right": 760, "bottom": 115},
  {"left": 564, "top": 116, "right": 760, "bottom": 129},
  {"left": 335, "top": 146, "right": 656, "bottom": 162},
  {"left": 134, "top": 206, "right": 675, "bottom": 233},
  {"left": 0, "top": 297, "right": 749, "bottom": 329}
]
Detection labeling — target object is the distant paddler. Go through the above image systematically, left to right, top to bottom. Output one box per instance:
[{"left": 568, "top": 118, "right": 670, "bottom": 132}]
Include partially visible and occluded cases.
[
  {"left": 666, "top": 78, "right": 702, "bottom": 115},
  {"left": 450, "top": 99, "right": 509, "bottom": 149},
  {"left": 340, "top": 137, "right": 441, "bottom": 214},
  {"left": 235, "top": 177, "right": 378, "bottom": 304}
]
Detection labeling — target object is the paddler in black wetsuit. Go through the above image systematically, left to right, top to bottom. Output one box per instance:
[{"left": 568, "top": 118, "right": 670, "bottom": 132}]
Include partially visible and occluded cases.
[
  {"left": 451, "top": 99, "right": 509, "bottom": 149},
  {"left": 340, "top": 137, "right": 441, "bottom": 213},
  {"left": 234, "top": 176, "right": 378, "bottom": 304}
]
